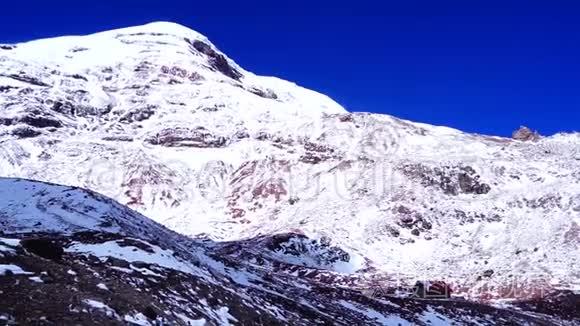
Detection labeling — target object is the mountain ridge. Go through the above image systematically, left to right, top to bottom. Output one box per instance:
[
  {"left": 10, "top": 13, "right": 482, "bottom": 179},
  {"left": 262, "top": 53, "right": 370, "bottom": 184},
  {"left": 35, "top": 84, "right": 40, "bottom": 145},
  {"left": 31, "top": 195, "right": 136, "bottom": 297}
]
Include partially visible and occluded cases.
[{"left": 1, "top": 176, "right": 578, "bottom": 325}]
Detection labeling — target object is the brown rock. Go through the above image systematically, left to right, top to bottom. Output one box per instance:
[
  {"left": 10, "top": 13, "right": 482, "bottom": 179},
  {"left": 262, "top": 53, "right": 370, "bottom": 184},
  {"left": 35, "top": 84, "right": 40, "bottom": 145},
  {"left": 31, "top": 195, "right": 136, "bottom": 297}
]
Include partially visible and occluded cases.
[{"left": 512, "top": 126, "right": 541, "bottom": 142}]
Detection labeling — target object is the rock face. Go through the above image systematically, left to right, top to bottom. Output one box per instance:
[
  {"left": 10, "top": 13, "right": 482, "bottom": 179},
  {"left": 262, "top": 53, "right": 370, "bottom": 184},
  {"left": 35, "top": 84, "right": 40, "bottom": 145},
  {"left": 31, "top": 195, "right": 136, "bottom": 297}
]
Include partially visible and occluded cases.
[
  {"left": 0, "top": 22, "right": 579, "bottom": 322},
  {"left": 190, "top": 39, "right": 243, "bottom": 81},
  {"left": 512, "top": 125, "right": 541, "bottom": 141},
  {"left": 21, "top": 239, "right": 64, "bottom": 262}
]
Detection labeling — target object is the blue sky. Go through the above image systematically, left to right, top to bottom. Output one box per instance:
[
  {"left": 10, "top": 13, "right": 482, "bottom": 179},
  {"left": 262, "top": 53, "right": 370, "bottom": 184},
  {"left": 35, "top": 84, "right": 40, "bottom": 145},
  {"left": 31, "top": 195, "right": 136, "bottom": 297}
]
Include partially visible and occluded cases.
[{"left": 1, "top": 1, "right": 579, "bottom": 136}]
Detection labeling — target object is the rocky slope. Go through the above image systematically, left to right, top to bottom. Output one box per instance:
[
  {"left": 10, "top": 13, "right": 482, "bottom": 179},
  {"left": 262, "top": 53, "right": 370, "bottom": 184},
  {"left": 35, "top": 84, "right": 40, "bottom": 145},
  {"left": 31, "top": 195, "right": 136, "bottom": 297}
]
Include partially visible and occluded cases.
[
  {"left": 0, "top": 21, "right": 579, "bottom": 323},
  {"left": 1, "top": 177, "right": 578, "bottom": 325}
]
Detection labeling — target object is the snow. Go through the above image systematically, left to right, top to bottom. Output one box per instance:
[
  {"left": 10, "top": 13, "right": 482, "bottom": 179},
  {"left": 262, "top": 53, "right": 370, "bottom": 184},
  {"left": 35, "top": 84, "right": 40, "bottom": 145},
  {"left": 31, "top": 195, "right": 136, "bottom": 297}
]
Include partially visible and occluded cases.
[
  {"left": 10, "top": 22, "right": 206, "bottom": 72},
  {"left": 0, "top": 178, "right": 122, "bottom": 234},
  {"left": 0, "top": 237, "right": 19, "bottom": 254},
  {"left": 0, "top": 238, "right": 20, "bottom": 247},
  {"left": 66, "top": 239, "right": 202, "bottom": 276},
  {"left": 0, "top": 244, "right": 14, "bottom": 254},
  {"left": 0, "top": 264, "right": 32, "bottom": 276},
  {"left": 130, "top": 265, "right": 163, "bottom": 277},
  {"left": 109, "top": 266, "right": 133, "bottom": 274},
  {"left": 29, "top": 276, "right": 43, "bottom": 283},
  {"left": 96, "top": 283, "right": 109, "bottom": 290},
  {"left": 83, "top": 299, "right": 119, "bottom": 318},
  {"left": 339, "top": 300, "right": 413, "bottom": 325},
  {"left": 214, "top": 307, "right": 238, "bottom": 325},
  {"left": 124, "top": 313, "right": 152, "bottom": 326},
  {"left": 174, "top": 313, "right": 206, "bottom": 325}
]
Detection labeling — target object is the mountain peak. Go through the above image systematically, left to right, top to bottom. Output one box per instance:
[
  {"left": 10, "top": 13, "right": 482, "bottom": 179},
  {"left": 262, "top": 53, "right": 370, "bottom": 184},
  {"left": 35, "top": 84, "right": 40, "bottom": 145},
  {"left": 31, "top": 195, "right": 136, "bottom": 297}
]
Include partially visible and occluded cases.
[
  {"left": 93, "top": 21, "right": 210, "bottom": 44},
  {"left": 123, "top": 21, "right": 203, "bottom": 34}
]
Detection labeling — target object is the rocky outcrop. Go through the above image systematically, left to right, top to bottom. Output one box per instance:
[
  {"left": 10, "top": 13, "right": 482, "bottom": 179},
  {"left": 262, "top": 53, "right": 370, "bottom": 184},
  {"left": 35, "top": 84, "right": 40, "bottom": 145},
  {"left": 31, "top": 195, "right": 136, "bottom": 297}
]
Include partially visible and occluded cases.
[
  {"left": 189, "top": 39, "right": 242, "bottom": 81},
  {"left": 4, "top": 73, "right": 50, "bottom": 87},
  {"left": 249, "top": 87, "right": 278, "bottom": 100},
  {"left": 119, "top": 105, "right": 156, "bottom": 123},
  {"left": 18, "top": 114, "right": 62, "bottom": 129},
  {"left": 10, "top": 126, "right": 42, "bottom": 138},
  {"left": 512, "top": 126, "right": 541, "bottom": 142},
  {"left": 145, "top": 127, "right": 227, "bottom": 148},
  {"left": 299, "top": 141, "right": 340, "bottom": 164},
  {"left": 400, "top": 163, "right": 491, "bottom": 195},
  {"left": 394, "top": 205, "right": 433, "bottom": 236},
  {"left": 265, "top": 233, "right": 350, "bottom": 265},
  {"left": 21, "top": 238, "right": 64, "bottom": 262}
]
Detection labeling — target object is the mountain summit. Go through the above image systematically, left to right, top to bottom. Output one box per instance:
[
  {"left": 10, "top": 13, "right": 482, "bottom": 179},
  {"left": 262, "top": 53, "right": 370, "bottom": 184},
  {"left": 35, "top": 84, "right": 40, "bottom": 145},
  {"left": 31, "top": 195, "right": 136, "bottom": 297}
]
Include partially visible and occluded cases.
[{"left": 0, "top": 22, "right": 579, "bottom": 324}]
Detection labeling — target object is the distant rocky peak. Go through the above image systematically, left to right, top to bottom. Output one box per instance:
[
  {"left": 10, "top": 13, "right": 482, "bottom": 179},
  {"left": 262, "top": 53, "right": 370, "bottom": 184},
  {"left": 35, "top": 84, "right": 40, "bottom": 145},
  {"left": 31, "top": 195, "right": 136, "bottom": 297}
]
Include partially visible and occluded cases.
[{"left": 512, "top": 125, "right": 541, "bottom": 141}]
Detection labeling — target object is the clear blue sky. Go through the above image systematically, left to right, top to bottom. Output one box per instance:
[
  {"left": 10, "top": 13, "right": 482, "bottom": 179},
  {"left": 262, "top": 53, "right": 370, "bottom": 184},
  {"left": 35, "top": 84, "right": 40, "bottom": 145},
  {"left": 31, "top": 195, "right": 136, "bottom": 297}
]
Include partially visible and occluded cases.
[{"left": 1, "top": 1, "right": 579, "bottom": 136}]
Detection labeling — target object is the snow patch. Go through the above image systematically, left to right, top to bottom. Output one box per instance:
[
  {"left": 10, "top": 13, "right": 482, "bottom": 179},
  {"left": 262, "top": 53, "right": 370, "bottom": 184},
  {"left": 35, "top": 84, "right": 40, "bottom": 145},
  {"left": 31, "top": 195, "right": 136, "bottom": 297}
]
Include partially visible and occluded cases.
[
  {"left": 66, "top": 240, "right": 202, "bottom": 276},
  {"left": 0, "top": 264, "right": 32, "bottom": 276},
  {"left": 96, "top": 283, "right": 109, "bottom": 291},
  {"left": 83, "top": 299, "right": 119, "bottom": 318},
  {"left": 339, "top": 300, "right": 413, "bottom": 325},
  {"left": 124, "top": 313, "right": 152, "bottom": 326}
]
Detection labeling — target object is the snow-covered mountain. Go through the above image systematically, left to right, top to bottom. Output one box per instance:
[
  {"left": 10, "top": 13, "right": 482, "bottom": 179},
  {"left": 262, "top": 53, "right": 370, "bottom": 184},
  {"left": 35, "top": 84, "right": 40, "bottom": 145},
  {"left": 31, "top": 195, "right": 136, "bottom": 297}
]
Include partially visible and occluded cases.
[
  {"left": 0, "top": 21, "right": 579, "bottom": 322},
  {"left": 1, "top": 177, "right": 577, "bottom": 325}
]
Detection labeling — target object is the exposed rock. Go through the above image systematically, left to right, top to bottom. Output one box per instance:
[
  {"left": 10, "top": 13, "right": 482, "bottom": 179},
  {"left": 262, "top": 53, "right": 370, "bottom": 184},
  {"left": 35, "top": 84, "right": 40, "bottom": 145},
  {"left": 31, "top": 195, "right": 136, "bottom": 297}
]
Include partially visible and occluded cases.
[
  {"left": 189, "top": 39, "right": 242, "bottom": 81},
  {"left": 70, "top": 46, "right": 88, "bottom": 53},
  {"left": 5, "top": 74, "right": 50, "bottom": 87},
  {"left": 68, "top": 74, "right": 88, "bottom": 81},
  {"left": 0, "top": 86, "right": 17, "bottom": 92},
  {"left": 249, "top": 87, "right": 278, "bottom": 100},
  {"left": 50, "top": 100, "right": 74, "bottom": 115},
  {"left": 119, "top": 105, "right": 156, "bottom": 123},
  {"left": 338, "top": 113, "right": 354, "bottom": 122},
  {"left": 18, "top": 114, "right": 62, "bottom": 128},
  {"left": 0, "top": 118, "right": 14, "bottom": 126},
  {"left": 11, "top": 126, "right": 42, "bottom": 138},
  {"left": 512, "top": 126, "right": 541, "bottom": 142},
  {"left": 145, "top": 127, "right": 227, "bottom": 148},
  {"left": 233, "top": 129, "right": 250, "bottom": 139},
  {"left": 101, "top": 135, "right": 134, "bottom": 142},
  {"left": 299, "top": 141, "right": 338, "bottom": 164},
  {"left": 401, "top": 163, "right": 491, "bottom": 195},
  {"left": 457, "top": 166, "right": 491, "bottom": 194},
  {"left": 288, "top": 196, "right": 300, "bottom": 205},
  {"left": 394, "top": 206, "right": 433, "bottom": 235},
  {"left": 453, "top": 209, "right": 501, "bottom": 225},
  {"left": 263, "top": 233, "right": 350, "bottom": 265},
  {"left": 21, "top": 238, "right": 64, "bottom": 261},
  {"left": 483, "top": 269, "right": 495, "bottom": 278},
  {"left": 515, "top": 290, "right": 580, "bottom": 321},
  {"left": 142, "top": 306, "right": 158, "bottom": 320}
]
